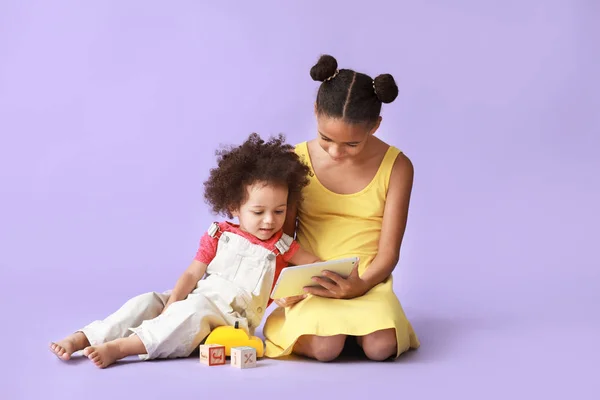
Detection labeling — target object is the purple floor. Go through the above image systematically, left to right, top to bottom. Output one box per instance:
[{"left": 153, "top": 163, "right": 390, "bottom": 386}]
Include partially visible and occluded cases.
[{"left": 7, "top": 263, "right": 599, "bottom": 399}]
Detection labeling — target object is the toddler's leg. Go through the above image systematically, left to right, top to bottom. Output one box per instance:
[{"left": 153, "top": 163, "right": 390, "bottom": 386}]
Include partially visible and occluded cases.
[
  {"left": 50, "top": 291, "right": 169, "bottom": 361},
  {"left": 130, "top": 293, "right": 233, "bottom": 361},
  {"left": 81, "top": 294, "right": 245, "bottom": 368},
  {"left": 49, "top": 332, "right": 90, "bottom": 361},
  {"left": 83, "top": 334, "right": 147, "bottom": 369}
]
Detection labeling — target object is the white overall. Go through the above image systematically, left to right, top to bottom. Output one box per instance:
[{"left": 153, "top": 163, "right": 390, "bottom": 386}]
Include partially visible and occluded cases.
[{"left": 79, "top": 223, "right": 293, "bottom": 360}]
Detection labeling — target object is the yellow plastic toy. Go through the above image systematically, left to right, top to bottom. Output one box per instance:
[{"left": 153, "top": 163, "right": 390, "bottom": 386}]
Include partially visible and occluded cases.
[{"left": 204, "top": 322, "right": 264, "bottom": 358}]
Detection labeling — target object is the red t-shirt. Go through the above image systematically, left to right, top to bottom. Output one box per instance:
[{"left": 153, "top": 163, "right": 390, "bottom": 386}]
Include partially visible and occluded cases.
[{"left": 194, "top": 221, "right": 299, "bottom": 305}]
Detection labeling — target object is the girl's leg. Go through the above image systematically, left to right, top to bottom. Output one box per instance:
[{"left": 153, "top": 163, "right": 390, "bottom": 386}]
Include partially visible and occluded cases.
[
  {"left": 50, "top": 291, "right": 169, "bottom": 361},
  {"left": 356, "top": 328, "right": 397, "bottom": 361},
  {"left": 291, "top": 329, "right": 396, "bottom": 362},
  {"left": 292, "top": 334, "right": 347, "bottom": 362}
]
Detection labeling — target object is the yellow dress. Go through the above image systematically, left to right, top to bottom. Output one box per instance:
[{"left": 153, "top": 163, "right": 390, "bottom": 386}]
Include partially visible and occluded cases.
[{"left": 263, "top": 141, "right": 420, "bottom": 358}]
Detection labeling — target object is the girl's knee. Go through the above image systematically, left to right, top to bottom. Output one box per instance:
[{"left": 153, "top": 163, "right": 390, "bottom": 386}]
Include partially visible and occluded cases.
[
  {"left": 361, "top": 330, "right": 397, "bottom": 361},
  {"left": 297, "top": 335, "right": 346, "bottom": 362},
  {"left": 313, "top": 336, "right": 345, "bottom": 362},
  {"left": 362, "top": 341, "right": 397, "bottom": 361}
]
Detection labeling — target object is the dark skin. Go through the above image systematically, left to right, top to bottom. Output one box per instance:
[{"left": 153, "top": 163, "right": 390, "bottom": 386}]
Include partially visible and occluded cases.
[
  {"left": 277, "top": 114, "right": 414, "bottom": 362},
  {"left": 281, "top": 115, "right": 413, "bottom": 302}
]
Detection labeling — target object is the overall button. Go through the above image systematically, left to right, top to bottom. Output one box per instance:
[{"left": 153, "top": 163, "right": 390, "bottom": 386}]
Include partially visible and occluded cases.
[{"left": 256, "top": 307, "right": 263, "bottom": 313}]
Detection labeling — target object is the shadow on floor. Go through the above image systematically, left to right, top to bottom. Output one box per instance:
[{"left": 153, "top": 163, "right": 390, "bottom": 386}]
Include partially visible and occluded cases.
[{"left": 260, "top": 313, "right": 493, "bottom": 364}]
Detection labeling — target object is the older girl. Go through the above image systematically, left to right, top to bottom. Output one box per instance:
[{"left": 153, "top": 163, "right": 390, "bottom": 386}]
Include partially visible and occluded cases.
[{"left": 264, "top": 55, "right": 420, "bottom": 362}]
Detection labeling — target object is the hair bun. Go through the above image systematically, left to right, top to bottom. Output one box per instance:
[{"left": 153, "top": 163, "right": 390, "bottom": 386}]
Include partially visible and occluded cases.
[
  {"left": 310, "top": 54, "right": 338, "bottom": 82},
  {"left": 373, "top": 74, "right": 398, "bottom": 103}
]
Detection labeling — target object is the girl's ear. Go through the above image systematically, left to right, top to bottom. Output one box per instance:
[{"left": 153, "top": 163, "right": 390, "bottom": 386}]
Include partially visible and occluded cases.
[
  {"left": 369, "top": 116, "right": 383, "bottom": 136},
  {"left": 230, "top": 208, "right": 239, "bottom": 218}
]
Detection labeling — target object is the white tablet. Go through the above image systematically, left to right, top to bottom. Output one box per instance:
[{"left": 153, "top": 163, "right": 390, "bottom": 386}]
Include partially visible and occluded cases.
[{"left": 270, "top": 257, "right": 359, "bottom": 299}]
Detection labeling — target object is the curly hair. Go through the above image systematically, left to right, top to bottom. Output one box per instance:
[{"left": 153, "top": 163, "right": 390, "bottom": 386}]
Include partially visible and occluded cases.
[{"left": 203, "top": 133, "right": 312, "bottom": 218}]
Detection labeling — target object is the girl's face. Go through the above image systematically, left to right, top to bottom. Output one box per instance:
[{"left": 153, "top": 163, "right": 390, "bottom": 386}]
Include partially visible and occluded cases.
[
  {"left": 316, "top": 115, "right": 381, "bottom": 161},
  {"left": 232, "top": 182, "right": 288, "bottom": 241}
]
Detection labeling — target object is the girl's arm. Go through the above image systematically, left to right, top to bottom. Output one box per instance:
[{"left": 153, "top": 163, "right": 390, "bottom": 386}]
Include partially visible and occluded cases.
[
  {"left": 306, "top": 153, "right": 414, "bottom": 299},
  {"left": 359, "top": 153, "right": 414, "bottom": 290},
  {"left": 284, "top": 200, "right": 323, "bottom": 265},
  {"left": 283, "top": 202, "right": 298, "bottom": 238},
  {"left": 162, "top": 259, "right": 208, "bottom": 313}
]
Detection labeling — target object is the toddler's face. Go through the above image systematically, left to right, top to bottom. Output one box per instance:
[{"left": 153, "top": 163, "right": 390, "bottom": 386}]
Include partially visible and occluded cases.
[{"left": 232, "top": 182, "right": 288, "bottom": 241}]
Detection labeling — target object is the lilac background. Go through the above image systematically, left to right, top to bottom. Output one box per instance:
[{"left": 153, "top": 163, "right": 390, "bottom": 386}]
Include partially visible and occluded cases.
[{"left": 1, "top": 0, "right": 599, "bottom": 399}]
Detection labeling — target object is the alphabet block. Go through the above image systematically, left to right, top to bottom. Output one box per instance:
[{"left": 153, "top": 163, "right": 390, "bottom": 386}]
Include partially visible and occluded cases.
[
  {"left": 199, "top": 344, "right": 226, "bottom": 366},
  {"left": 231, "top": 346, "right": 257, "bottom": 369}
]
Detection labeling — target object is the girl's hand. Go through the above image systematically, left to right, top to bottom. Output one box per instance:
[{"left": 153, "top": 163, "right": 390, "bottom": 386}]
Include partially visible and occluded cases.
[
  {"left": 304, "top": 264, "right": 368, "bottom": 299},
  {"left": 274, "top": 294, "right": 307, "bottom": 308}
]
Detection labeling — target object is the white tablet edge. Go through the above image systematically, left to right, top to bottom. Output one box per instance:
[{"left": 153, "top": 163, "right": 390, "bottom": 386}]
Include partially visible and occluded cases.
[{"left": 270, "top": 256, "right": 359, "bottom": 299}]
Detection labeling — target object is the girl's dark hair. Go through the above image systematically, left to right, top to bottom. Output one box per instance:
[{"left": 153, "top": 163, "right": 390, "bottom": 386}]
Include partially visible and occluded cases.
[
  {"left": 310, "top": 54, "right": 399, "bottom": 125},
  {"left": 204, "top": 133, "right": 311, "bottom": 218}
]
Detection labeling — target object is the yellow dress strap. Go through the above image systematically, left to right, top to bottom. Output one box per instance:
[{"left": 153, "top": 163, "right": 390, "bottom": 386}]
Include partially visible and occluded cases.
[
  {"left": 295, "top": 141, "right": 401, "bottom": 193},
  {"left": 294, "top": 142, "right": 310, "bottom": 168},
  {"left": 378, "top": 145, "right": 402, "bottom": 193}
]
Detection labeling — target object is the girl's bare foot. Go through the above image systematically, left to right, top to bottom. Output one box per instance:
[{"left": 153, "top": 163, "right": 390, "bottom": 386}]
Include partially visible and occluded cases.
[
  {"left": 50, "top": 332, "right": 90, "bottom": 361},
  {"left": 83, "top": 342, "right": 124, "bottom": 369}
]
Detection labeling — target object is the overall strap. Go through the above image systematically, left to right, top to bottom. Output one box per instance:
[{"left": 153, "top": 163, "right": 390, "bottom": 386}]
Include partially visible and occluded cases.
[
  {"left": 207, "top": 222, "right": 222, "bottom": 239},
  {"left": 207, "top": 222, "right": 292, "bottom": 257},
  {"left": 272, "top": 233, "right": 293, "bottom": 256}
]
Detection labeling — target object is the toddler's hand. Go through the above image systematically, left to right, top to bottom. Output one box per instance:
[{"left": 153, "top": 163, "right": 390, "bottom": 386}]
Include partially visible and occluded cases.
[
  {"left": 274, "top": 294, "right": 307, "bottom": 308},
  {"left": 160, "top": 299, "right": 175, "bottom": 315}
]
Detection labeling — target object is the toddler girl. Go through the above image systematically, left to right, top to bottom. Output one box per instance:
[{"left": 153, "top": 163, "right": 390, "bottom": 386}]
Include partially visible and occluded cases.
[{"left": 50, "top": 133, "right": 319, "bottom": 368}]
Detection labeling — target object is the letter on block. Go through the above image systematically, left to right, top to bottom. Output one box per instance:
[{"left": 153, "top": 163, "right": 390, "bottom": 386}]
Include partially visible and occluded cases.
[
  {"left": 200, "top": 344, "right": 226, "bottom": 366},
  {"left": 231, "top": 346, "right": 257, "bottom": 369}
]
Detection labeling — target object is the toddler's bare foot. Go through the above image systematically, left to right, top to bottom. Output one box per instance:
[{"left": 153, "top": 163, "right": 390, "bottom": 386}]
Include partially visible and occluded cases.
[
  {"left": 50, "top": 332, "right": 90, "bottom": 361},
  {"left": 83, "top": 342, "right": 123, "bottom": 369}
]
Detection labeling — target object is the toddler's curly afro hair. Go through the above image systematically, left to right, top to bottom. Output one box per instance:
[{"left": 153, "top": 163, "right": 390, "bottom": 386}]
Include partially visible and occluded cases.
[{"left": 204, "top": 133, "right": 312, "bottom": 218}]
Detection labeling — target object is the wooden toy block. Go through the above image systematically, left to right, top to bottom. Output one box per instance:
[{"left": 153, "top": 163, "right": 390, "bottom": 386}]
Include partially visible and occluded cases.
[
  {"left": 204, "top": 323, "right": 264, "bottom": 357},
  {"left": 199, "top": 344, "right": 226, "bottom": 366},
  {"left": 230, "top": 346, "right": 257, "bottom": 369}
]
